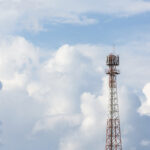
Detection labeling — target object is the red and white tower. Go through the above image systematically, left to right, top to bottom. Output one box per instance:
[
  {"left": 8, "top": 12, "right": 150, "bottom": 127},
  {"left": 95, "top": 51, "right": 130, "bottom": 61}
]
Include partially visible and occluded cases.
[{"left": 105, "top": 54, "right": 122, "bottom": 150}]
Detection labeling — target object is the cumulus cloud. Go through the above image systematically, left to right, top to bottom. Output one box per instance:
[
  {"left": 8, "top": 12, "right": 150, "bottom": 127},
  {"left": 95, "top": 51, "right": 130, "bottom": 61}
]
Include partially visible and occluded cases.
[
  {"left": 0, "top": 36, "right": 150, "bottom": 149},
  {"left": 0, "top": 36, "right": 39, "bottom": 90},
  {"left": 0, "top": 38, "right": 106, "bottom": 149},
  {"left": 27, "top": 42, "right": 145, "bottom": 150},
  {"left": 27, "top": 43, "right": 108, "bottom": 150},
  {"left": 29, "top": 44, "right": 105, "bottom": 131},
  {"left": 138, "top": 83, "right": 150, "bottom": 116},
  {"left": 58, "top": 85, "right": 108, "bottom": 150}
]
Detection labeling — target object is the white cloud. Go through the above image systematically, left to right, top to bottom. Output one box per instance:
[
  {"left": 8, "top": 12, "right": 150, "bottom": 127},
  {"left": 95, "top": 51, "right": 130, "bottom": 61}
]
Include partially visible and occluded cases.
[
  {"left": 0, "top": 0, "right": 150, "bottom": 32},
  {"left": 0, "top": 36, "right": 150, "bottom": 149},
  {"left": 0, "top": 36, "right": 39, "bottom": 90},
  {"left": 28, "top": 42, "right": 142, "bottom": 150},
  {"left": 26, "top": 43, "right": 108, "bottom": 150},
  {"left": 30, "top": 44, "right": 105, "bottom": 132},
  {"left": 138, "top": 83, "right": 150, "bottom": 116},
  {"left": 58, "top": 89, "right": 108, "bottom": 150},
  {"left": 33, "top": 114, "right": 82, "bottom": 133},
  {"left": 141, "top": 140, "right": 150, "bottom": 146}
]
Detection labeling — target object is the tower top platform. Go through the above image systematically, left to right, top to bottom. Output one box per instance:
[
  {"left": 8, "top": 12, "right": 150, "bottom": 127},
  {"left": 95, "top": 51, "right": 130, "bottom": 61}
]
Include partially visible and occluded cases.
[{"left": 106, "top": 53, "right": 119, "bottom": 66}]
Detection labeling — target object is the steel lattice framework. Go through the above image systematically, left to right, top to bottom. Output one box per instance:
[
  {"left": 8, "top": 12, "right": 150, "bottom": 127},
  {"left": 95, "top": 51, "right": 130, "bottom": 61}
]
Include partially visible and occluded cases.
[{"left": 105, "top": 54, "right": 122, "bottom": 150}]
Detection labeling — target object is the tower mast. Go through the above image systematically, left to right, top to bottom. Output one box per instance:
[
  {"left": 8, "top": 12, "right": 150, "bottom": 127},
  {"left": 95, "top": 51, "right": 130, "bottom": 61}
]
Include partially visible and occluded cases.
[{"left": 105, "top": 54, "right": 122, "bottom": 150}]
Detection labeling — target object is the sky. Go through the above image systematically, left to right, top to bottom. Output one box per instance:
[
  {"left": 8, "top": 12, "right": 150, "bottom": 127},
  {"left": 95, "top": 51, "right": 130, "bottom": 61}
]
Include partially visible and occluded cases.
[{"left": 0, "top": 0, "right": 150, "bottom": 150}]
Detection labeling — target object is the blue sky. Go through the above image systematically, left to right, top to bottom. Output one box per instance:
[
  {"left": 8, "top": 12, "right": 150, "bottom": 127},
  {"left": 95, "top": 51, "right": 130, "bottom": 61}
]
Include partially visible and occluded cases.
[
  {"left": 0, "top": 0, "right": 150, "bottom": 150},
  {"left": 16, "top": 12, "right": 150, "bottom": 49}
]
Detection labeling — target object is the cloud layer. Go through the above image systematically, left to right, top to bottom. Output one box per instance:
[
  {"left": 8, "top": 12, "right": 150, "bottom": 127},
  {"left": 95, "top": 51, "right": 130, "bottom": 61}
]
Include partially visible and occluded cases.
[
  {"left": 1, "top": 0, "right": 150, "bottom": 32},
  {"left": 0, "top": 36, "right": 149, "bottom": 149}
]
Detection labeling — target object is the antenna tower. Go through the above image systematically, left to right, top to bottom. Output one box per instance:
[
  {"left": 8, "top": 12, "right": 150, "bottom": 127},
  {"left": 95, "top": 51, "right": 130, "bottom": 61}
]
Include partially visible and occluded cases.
[{"left": 105, "top": 53, "right": 122, "bottom": 150}]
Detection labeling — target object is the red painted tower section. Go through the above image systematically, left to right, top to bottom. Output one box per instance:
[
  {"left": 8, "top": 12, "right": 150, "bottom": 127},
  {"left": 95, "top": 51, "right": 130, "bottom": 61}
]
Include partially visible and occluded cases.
[{"left": 105, "top": 54, "right": 122, "bottom": 150}]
